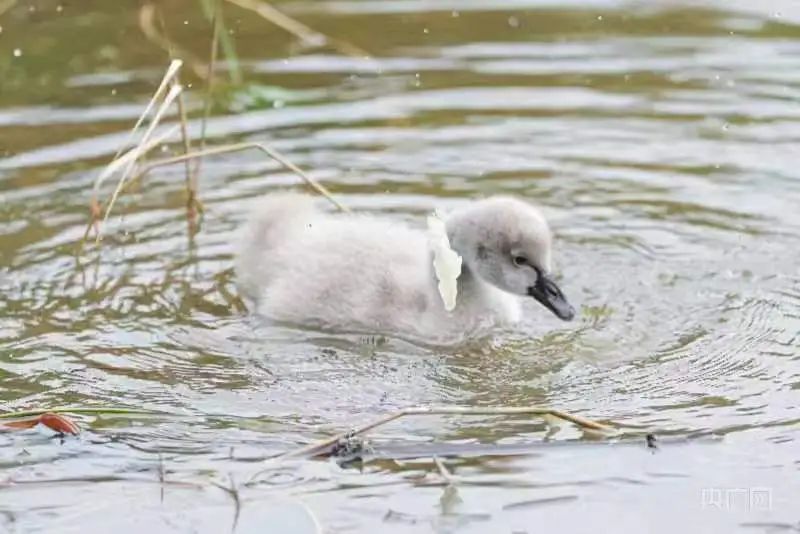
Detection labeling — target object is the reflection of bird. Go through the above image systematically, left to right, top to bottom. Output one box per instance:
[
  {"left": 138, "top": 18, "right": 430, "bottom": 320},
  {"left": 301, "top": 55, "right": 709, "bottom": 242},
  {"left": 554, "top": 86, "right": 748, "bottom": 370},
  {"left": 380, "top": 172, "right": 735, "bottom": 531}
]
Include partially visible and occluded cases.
[{"left": 236, "top": 193, "right": 574, "bottom": 343}]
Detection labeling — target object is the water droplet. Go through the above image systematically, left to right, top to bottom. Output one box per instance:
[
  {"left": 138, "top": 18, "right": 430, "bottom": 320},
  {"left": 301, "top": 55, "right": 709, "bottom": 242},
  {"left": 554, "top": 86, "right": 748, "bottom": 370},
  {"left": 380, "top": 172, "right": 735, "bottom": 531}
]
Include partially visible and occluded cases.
[
  {"left": 508, "top": 16, "right": 519, "bottom": 28},
  {"left": 13, "top": 48, "right": 21, "bottom": 57}
]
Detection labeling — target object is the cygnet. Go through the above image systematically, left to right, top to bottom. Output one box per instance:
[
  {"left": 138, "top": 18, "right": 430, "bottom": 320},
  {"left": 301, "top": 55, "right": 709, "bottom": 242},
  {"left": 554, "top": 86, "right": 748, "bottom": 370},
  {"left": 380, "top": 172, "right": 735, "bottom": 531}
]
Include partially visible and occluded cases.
[{"left": 235, "top": 193, "right": 575, "bottom": 343}]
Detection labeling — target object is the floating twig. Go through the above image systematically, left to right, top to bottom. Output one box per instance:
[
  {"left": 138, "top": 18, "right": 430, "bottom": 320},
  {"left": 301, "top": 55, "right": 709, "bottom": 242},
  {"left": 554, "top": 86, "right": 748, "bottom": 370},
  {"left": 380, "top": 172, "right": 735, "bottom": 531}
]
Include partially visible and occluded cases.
[
  {"left": 277, "top": 405, "right": 614, "bottom": 460},
  {"left": 433, "top": 456, "right": 456, "bottom": 485},
  {"left": 433, "top": 456, "right": 463, "bottom": 514}
]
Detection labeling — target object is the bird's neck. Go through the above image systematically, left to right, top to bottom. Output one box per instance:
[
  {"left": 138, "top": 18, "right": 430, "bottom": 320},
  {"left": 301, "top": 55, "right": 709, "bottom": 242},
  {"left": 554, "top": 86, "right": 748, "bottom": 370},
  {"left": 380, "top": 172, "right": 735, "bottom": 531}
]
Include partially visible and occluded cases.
[{"left": 457, "top": 260, "right": 497, "bottom": 301}]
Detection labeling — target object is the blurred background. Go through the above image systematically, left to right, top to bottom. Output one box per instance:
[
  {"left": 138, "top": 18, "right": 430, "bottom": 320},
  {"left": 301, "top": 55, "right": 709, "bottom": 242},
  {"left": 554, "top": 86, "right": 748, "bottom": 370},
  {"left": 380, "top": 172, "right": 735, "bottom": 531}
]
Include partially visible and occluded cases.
[{"left": 1, "top": 1, "right": 799, "bottom": 532}]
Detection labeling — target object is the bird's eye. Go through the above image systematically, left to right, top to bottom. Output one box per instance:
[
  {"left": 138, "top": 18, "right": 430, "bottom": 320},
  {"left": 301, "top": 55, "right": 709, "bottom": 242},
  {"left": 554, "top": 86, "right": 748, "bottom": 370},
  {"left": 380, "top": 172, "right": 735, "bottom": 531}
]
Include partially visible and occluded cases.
[{"left": 513, "top": 255, "right": 528, "bottom": 266}]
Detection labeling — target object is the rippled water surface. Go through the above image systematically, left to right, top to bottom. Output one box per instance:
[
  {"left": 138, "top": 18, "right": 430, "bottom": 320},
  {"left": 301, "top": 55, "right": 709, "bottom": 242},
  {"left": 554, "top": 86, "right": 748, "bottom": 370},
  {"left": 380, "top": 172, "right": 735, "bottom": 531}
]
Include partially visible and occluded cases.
[{"left": 2, "top": 0, "right": 800, "bottom": 532}]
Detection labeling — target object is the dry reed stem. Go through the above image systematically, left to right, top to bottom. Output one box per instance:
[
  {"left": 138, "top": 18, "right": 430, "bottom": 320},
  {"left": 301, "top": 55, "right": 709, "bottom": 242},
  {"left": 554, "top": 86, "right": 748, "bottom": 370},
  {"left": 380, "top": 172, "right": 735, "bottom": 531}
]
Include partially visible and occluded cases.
[
  {"left": 0, "top": 0, "right": 17, "bottom": 17},
  {"left": 196, "top": 0, "right": 223, "bottom": 182},
  {"left": 223, "top": 0, "right": 370, "bottom": 58},
  {"left": 139, "top": 3, "right": 210, "bottom": 80},
  {"left": 149, "top": 6, "right": 206, "bottom": 227},
  {"left": 149, "top": 6, "right": 200, "bottom": 222},
  {"left": 84, "top": 58, "right": 182, "bottom": 244},
  {"left": 105, "top": 58, "right": 184, "bottom": 174},
  {"left": 82, "top": 59, "right": 183, "bottom": 246},
  {"left": 174, "top": 79, "right": 203, "bottom": 222},
  {"left": 98, "top": 83, "right": 183, "bottom": 240},
  {"left": 96, "top": 125, "right": 181, "bottom": 244},
  {"left": 82, "top": 126, "right": 179, "bottom": 247},
  {"left": 133, "top": 142, "right": 349, "bottom": 212},
  {"left": 83, "top": 196, "right": 103, "bottom": 242},
  {"left": 278, "top": 406, "right": 614, "bottom": 460}
]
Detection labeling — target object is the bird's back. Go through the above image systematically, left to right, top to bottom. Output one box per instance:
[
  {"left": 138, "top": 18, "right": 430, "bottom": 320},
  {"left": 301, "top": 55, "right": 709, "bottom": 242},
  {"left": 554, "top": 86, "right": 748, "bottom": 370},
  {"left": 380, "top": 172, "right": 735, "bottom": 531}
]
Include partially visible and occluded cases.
[{"left": 236, "top": 194, "right": 435, "bottom": 332}]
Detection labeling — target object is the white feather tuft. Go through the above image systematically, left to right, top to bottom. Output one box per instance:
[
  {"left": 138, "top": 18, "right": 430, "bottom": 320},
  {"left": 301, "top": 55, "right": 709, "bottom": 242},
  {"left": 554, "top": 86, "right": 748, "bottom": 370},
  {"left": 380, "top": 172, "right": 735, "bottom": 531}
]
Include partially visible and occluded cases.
[{"left": 427, "top": 209, "right": 462, "bottom": 312}]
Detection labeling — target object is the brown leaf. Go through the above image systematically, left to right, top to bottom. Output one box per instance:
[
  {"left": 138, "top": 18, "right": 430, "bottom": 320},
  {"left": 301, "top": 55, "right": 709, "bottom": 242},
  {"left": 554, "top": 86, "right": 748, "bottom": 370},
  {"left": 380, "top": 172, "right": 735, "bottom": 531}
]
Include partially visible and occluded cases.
[
  {"left": 38, "top": 413, "right": 80, "bottom": 435},
  {"left": 2, "top": 419, "right": 40, "bottom": 430}
]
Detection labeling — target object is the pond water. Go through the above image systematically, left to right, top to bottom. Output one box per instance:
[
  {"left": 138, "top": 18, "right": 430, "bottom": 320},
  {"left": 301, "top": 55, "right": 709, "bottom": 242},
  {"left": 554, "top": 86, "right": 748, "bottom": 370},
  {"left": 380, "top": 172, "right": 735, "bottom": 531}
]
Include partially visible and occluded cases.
[{"left": 1, "top": 0, "right": 799, "bottom": 532}]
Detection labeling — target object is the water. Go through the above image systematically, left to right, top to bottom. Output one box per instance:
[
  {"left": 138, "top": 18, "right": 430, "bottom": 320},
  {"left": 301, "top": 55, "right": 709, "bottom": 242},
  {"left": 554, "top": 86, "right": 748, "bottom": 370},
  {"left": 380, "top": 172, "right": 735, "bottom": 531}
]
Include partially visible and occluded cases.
[{"left": 1, "top": 0, "right": 799, "bottom": 532}]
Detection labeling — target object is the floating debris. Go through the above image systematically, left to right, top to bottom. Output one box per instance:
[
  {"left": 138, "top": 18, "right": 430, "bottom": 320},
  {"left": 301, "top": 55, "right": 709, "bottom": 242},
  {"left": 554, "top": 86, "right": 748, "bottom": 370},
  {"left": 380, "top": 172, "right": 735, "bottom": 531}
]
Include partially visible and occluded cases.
[
  {"left": 1, "top": 412, "right": 80, "bottom": 436},
  {"left": 329, "top": 431, "right": 374, "bottom": 466}
]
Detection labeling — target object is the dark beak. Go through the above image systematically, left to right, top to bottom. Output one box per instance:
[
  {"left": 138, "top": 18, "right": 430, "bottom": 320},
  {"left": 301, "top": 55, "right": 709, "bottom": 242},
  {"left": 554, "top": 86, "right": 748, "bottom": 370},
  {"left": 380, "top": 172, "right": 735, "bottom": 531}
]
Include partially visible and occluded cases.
[{"left": 527, "top": 273, "right": 576, "bottom": 321}]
